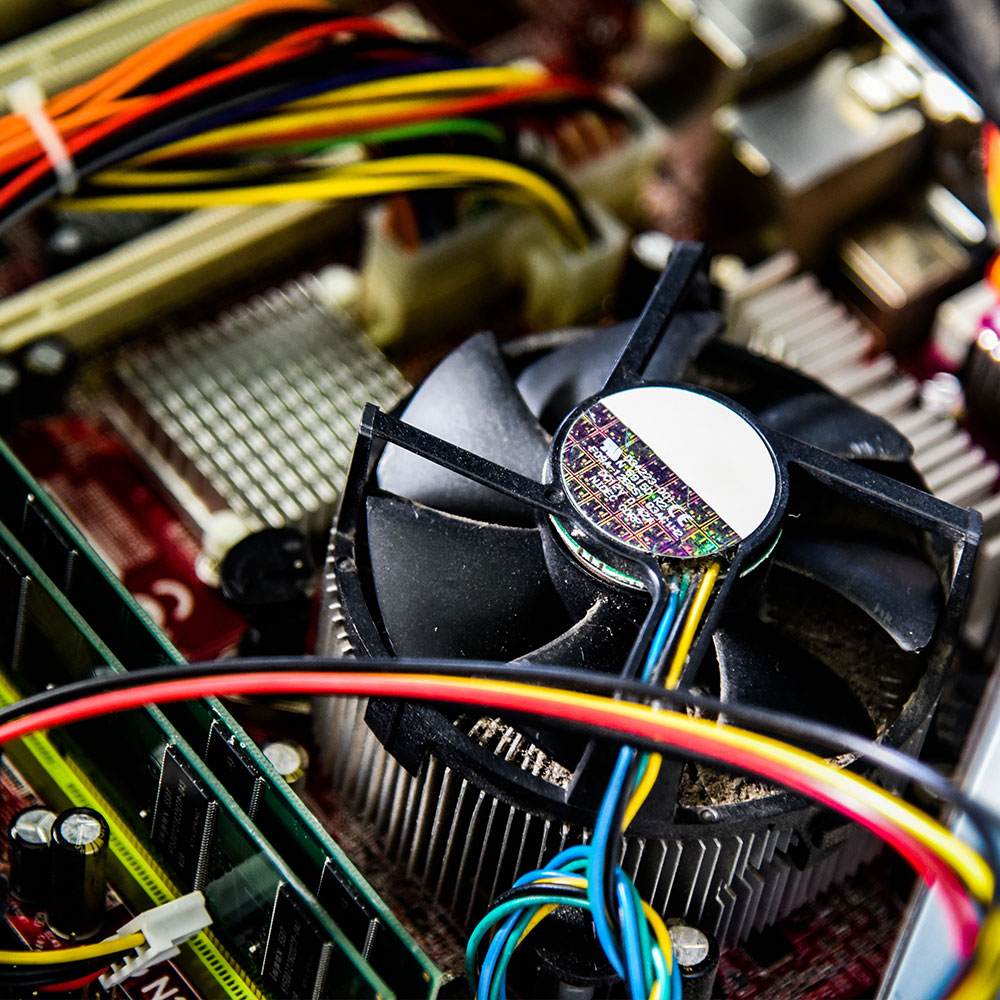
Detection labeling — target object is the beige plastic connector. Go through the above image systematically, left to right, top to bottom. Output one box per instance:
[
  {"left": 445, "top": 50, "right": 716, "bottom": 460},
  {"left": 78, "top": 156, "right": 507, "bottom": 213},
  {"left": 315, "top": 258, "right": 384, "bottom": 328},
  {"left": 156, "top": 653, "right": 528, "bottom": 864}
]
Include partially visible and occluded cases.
[
  {"left": 359, "top": 90, "right": 663, "bottom": 343},
  {"left": 361, "top": 198, "right": 628, "bottom": 345},
  {"left": 501, "top": 200, "right": 629, "bottom": 331},
  {"left": 361, "top": 204, "right": 511, "bottom": 345}
]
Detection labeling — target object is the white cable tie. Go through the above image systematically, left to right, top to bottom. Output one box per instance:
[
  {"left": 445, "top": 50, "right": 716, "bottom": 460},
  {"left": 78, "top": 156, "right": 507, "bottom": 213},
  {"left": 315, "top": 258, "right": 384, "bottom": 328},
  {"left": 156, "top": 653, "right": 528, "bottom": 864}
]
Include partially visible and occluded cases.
[{"left": 6, "top": 76, "right": 78, "bottom": 195}]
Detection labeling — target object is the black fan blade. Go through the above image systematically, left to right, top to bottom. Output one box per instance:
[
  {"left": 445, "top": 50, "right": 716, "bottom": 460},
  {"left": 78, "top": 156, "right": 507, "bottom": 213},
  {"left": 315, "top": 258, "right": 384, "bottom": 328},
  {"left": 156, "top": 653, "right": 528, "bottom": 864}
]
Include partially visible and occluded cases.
[
  {"left": 516, "top": 312, "right": 721, "bottom": 425},
  {"left": 516, "top": 324, "right": 630, "bottom": 423},
  {"left": 378, "top": 332, "right": 550, "bottom": 525},
  {"left": 756, "top": 392, "right": 913, "bottom": 463},
  {"left": 366, "top": 493, "right": 567, "bottom": 659},
  {"left": 774, "top": 535, "right": 943, "bottom": 652},
  {"left": 517, "top": 597, "right": 632, "bottom": 673},
  {"left": 509, "top": 598, "right": 635, "bottom": 778},
  {"left": 715, "top": 619, "right": 876, "bottom": 739}
]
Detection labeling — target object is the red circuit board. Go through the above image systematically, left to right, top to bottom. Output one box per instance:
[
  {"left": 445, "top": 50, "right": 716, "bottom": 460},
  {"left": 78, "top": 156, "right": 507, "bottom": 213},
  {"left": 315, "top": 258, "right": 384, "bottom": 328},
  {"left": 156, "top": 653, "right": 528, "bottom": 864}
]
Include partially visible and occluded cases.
[
  {"left": 9, "top": 414, "right": 244, "bottom": 661},
  {"left": 716, "top": 859, "right": 905, "bottom": 999}
]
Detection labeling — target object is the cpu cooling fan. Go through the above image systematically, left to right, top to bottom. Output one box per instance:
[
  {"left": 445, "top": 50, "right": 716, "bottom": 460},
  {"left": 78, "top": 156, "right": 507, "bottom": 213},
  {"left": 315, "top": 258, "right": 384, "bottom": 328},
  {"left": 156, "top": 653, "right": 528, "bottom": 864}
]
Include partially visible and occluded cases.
[{"left": 319, "top": 243, "right": 979, "bottom": 943}]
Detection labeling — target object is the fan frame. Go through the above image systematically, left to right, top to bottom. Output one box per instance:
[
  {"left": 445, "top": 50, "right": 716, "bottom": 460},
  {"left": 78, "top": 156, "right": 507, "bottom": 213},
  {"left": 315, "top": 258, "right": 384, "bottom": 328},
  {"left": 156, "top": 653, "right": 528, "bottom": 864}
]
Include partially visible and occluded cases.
[{"left": 330, "top": 241, "right": 981, "bottom": 833}]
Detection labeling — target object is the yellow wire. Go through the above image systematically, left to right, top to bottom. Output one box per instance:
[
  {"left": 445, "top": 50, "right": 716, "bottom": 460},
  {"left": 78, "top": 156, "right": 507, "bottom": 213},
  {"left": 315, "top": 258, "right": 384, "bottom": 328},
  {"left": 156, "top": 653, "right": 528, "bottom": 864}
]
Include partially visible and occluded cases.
[
  {"left": 285, "top": 65, "right": 548, "bottom": 110},
  {"left": 134, "top": 68, "right": 556, "bottom": 164},
  {"left": 130, "top": 97, "right": 447, "bottom": 162},
  {"left": 69, "top": 155, "right": 588, "bottom": 247},
  {"left": 92, "top": 163, "right": 287, "bottom": 187},
  {"left": 63, "top": 175, "right": 581, "bottom": 246},
  {"left": 592, "top": 560, "right": 994, "bottom": 933},
  {"left": 664, "top": 564, "right": 719, "bottom": 689},
  {"left": 624, "top": 567, "right": 720, "bottom": 825},
  {"left": 503, "top": 578, "right": 703, "bottom": 985},
  {"left": 457, "top": 655, "right": 995, "bottom": 996},
  {"left": 471, "top": 664, "right": 999, "bottom": 995},
  {"left": 386, "top": 675, "right": 992, "bottom": 902},
  {"left": 622, "top": 753, "right": 662, "bottom": 830},
  {"left": 513, "top": 878, "right": 675, "bottom": 989},
  {"left": 642, "top": 902, "right": 675, "bottom": 976},
  {"left": 518, "top": 903, "right": 558, "bottom": 942},
  {"left": 950, "top": 910, "right": 1000, "bottom": 1000},
  {"left": 0, "top": 931, "right": 144, "bottom": 966}
]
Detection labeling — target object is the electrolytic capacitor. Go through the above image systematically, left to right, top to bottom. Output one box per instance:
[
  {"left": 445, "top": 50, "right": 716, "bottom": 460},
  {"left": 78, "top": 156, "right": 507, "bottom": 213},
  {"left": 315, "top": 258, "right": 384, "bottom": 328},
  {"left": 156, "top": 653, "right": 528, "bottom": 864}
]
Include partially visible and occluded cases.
[
  {"left": 19, "top": 335, "right": 78, "bottom": 417},
  {"left": 220, "top": 528, "right": 315, "bottom": 657},
  {"left": 262, "top": 739, "right": 309, "bottom": 794},
  {"left": 8, "top": 806, "right": 57, "bottom": 907},
  {"left": 48, "top": 807, "right": 109, "bottom": 939},
  {"left": 666, "top": 919, "right": 720, "bottom": 1000}
]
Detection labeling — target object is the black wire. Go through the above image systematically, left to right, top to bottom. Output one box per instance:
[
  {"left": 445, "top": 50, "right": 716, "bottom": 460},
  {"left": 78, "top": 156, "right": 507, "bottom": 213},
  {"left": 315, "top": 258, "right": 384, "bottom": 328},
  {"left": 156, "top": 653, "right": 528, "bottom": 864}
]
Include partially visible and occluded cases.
[
  {"left": 0, "top": 30, "right": 613, "bottom": 241},
  {"left": 0, "top": 36, "right": 471, "bottom": 233},
  {"left": 600, "top": 574, "right": 698, "bottom": 938},
  {"left": 649, "top": 577, "right": 697, "bottom": 687},
  {"left": 5, "top": 654, "right": 998, "bottom": 882},
  {"left": 4, "top": 655, "right": 997, "bottom": 998},
  {"left": 603, "top": 751, "right": 640, "bottom": 942},
  {"left": 470, "top": 883, "right": 590, "bottom": 979},
  {"left": 0, "top": 952, "right": 120, "bottom": 989}
]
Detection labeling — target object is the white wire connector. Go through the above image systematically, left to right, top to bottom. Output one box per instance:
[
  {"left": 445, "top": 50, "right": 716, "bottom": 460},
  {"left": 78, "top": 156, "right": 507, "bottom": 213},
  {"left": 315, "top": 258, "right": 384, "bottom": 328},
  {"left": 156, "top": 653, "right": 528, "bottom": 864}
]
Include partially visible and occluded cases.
[
  {"left": 6, "top": 76, "right": 77, "bottom": 194},
  {"left": 98, "top": 891, "right": 212, "bottom": 988}
]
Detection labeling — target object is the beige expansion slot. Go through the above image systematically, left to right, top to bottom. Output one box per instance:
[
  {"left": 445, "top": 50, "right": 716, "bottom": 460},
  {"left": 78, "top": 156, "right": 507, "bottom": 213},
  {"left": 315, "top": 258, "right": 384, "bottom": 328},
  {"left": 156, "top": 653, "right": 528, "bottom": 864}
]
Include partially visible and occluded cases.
[{"left": 0, "top": 203, "right": 345, "bottom": 354}]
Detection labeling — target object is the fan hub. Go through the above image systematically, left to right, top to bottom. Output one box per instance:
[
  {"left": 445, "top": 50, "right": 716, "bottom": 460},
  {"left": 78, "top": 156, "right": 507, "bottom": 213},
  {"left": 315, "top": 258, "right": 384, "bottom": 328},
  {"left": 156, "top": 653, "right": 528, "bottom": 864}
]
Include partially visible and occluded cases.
[{"left": 554, "top": 385, "right": 780, "bottom": 570}]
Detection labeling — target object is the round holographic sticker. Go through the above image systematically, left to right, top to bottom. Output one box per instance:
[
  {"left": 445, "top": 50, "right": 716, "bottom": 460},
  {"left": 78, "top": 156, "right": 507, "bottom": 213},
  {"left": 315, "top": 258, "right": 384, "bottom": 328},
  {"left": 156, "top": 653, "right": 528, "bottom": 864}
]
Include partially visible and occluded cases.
[{"left": 558, "top": 386, "right": 778, "bottom": 561}]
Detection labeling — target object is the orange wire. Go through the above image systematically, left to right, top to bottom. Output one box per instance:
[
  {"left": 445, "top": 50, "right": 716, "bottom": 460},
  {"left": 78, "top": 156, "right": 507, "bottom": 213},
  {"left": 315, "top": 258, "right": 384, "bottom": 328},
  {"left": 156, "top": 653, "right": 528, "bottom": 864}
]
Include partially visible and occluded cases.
[
  {"left": 0, "top": 0, "right": 334, "bottom": 164},
  {"left": 84, "top": 0, "right": 334, "bottom": 108}
]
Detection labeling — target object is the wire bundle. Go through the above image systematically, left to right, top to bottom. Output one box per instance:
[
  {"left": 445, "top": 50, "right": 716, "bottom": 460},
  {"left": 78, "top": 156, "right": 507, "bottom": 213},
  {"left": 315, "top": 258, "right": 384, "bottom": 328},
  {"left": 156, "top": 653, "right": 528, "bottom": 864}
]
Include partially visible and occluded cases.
[
  {"left": 0, "top": 0, "right": 616, "bottom": 244},
  {"left": 467, "top": 565, "right": 717, "bottom": 1000},
  {"left": 0, "top": 656, "right": 997, "bottom": 997},
  {"left": 0, "top": 931, "right": 143, "bottom": 992}
]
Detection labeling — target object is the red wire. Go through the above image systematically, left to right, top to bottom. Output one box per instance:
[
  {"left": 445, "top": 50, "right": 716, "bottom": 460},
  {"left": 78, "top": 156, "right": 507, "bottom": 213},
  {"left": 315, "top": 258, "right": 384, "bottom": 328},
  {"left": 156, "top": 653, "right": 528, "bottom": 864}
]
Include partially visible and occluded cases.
[
  {"left": 0, "top": 17, "right": 396, "bottom": 204},
  {"left": 253, "top": 17, "right": 395, "bottom": 56},
  {"left": 0, "top": 671, "right": 981, "bottom": 955},
  {"left": 38, "top": 969, "right": 105, "bottom": 992}
]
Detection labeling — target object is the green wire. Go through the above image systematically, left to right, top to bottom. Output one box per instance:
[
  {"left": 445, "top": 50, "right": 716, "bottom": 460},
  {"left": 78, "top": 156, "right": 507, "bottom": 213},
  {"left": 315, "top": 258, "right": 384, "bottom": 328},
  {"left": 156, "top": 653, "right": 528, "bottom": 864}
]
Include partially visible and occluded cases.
[
  {"left": 272, "top": 117, "right": 506, "bottom": 156},
  {"left": 469, "top": 856, "right": 660, "bottom": 1000},
  {"left": 631, "top": 879, "right": 655, "bottom": 992},
  {"left": 466, "top": 892, "right": 584, "bottom": 995},
  {"left": 490, "top": 906, "right": 547, "bottom": 1000}
]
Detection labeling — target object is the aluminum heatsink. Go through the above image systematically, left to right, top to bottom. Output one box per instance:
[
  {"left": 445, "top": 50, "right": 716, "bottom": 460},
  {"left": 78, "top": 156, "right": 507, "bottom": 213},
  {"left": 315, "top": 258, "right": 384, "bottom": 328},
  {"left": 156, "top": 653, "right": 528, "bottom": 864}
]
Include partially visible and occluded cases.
[{"left": 106, "top": 269, "right": 408, "bottom": 538}]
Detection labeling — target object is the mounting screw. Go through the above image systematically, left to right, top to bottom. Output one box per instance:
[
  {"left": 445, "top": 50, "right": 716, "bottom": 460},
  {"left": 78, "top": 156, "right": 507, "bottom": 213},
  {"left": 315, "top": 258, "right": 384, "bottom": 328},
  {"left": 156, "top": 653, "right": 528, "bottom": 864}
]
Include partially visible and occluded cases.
[
  {"left": 544, "top": 486, "right": 564, "bottom": 505},
  {"left": 698, "top": 807, "right": 719, "bottom": 822},
  {"left": 666, "top": 918, "right": 720, "bottom": 1000},
  {"left": 671, "top": 924, "right": 710, "bottom": 967}
]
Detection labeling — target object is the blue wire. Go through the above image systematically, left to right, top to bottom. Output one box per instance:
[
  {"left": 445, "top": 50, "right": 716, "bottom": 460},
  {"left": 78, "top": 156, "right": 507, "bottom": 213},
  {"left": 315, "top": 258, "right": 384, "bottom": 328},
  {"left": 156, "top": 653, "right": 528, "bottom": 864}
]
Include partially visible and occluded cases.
[
  {"left": 476, "top": 584, "right": 686, "bottom": 1000},
  {"left": 586, "top": 585, "right": 682, "bottom": 985},
  {"left": 643, "top": 586, "right": 681, "bottom": 681},
  {"left": 587, "top": 745, "right": 635, "bottom": 976},
  {"left": 471, "top": 857, "right": 594, "bottom": 1000},
  {"left": 617, "top": 875, "right": 646, "bottom": 1000},
  {"left": 478, "top": 910, "right": 522, "bottom": 1000}
]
